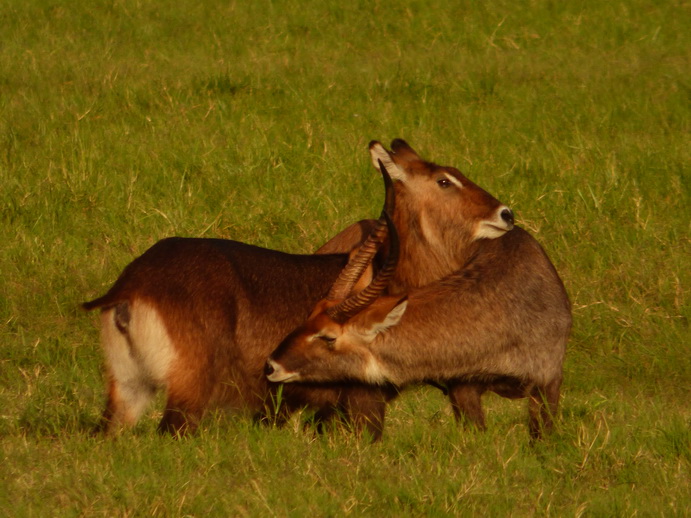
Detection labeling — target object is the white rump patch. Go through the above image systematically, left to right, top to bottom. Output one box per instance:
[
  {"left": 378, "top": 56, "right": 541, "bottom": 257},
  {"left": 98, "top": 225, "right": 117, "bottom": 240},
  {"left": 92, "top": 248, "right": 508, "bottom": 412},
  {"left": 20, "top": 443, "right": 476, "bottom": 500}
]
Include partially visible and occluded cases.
[
  {"left": 101, "top": 300, "right": 177, "bottom": 425},
  {"left": 126, "top": 301, "right": 177, "bottom": 383}
]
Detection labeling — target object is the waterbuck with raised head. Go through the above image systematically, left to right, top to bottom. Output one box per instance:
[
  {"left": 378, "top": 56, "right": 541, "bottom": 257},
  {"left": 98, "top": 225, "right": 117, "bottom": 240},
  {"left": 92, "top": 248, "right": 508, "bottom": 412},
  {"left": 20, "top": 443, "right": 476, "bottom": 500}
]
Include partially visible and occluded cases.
[
  {"left": 317, "top": 139, "right": 515, "bottom": 294},
  {"left": 83, "top": 140, "right": 514, "bottom": 438},
  {"left": 266, "top": 198, "right": 571, "bottom": 440}
]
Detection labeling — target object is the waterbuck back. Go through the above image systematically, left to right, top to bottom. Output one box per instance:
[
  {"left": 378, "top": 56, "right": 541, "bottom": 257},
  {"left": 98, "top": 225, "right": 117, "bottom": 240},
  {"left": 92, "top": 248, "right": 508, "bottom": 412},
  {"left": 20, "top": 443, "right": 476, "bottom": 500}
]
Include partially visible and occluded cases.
[{"left": 84, "top": 238, "right": 377, "bottom": 435}]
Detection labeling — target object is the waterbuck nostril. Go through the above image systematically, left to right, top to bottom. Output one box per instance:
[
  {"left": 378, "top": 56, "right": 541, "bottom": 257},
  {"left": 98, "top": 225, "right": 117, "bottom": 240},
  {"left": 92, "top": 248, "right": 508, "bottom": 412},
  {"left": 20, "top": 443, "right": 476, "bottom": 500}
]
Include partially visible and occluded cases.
[
  {"left": 501, "top": 208, "right": 514, "bottom": 226},
  {"left": 264, "top": 360, "right": 275, "bottom": 377}
]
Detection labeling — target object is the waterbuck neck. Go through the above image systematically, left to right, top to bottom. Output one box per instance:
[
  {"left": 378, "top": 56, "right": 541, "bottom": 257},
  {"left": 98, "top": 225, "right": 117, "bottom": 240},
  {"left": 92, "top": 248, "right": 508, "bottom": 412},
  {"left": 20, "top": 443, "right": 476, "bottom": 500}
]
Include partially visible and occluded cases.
[{"left": 388, "top": 207, "right": 478, "bottom": 293}]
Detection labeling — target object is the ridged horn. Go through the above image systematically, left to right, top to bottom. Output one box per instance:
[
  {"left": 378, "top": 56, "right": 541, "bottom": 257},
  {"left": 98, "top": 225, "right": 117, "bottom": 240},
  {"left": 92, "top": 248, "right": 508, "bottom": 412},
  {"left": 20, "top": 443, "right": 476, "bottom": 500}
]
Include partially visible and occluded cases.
[
  {"left": 326, "top": 159, "right": 395, "bottom": 301},
  {"left": 326, "top": 210, "right": 399, "bottom": 323}
]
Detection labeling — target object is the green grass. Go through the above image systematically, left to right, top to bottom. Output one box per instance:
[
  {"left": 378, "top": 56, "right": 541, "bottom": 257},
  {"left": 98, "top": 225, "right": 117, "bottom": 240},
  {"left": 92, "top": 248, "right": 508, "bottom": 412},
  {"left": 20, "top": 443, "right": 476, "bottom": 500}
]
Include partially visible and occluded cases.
[{"left": 1, "top": 0, "right": 689, "bottom": 515}]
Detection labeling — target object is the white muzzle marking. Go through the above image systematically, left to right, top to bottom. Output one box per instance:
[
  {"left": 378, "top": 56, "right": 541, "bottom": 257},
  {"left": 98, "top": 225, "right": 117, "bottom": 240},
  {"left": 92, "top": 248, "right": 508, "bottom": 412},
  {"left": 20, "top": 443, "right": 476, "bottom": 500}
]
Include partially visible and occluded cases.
[
  {"left": 475, "top": 205, "right": 514, "bottom": 239},
  {"left": 266, "top": 359, "right": 300, "bottom": 383}
]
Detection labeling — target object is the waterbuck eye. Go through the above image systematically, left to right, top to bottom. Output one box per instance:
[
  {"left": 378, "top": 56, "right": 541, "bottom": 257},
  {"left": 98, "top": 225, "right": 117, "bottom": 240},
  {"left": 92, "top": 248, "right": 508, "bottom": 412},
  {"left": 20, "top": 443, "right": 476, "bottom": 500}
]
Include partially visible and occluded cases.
[
  {"left": 437, "top": 177, "right": 452, "bottom": 189},
  {"left": 320, "top": 336, "right": 337, "bottom": 349}
]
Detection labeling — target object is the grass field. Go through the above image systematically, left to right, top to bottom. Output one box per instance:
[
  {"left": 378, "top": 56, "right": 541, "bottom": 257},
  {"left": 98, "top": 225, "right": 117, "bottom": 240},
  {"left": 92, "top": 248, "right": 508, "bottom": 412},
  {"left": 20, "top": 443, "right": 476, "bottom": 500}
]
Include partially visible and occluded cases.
[{"left": 1, "top": 0, "right": 689, "bottom": 515}]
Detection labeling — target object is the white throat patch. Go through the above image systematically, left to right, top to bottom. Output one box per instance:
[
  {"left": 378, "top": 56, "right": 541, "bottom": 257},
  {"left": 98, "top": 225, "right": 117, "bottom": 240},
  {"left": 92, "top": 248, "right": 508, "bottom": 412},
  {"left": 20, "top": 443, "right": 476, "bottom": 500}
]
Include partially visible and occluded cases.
[{"left": 363, "top": 355, "right": 387, "bottom": 384}]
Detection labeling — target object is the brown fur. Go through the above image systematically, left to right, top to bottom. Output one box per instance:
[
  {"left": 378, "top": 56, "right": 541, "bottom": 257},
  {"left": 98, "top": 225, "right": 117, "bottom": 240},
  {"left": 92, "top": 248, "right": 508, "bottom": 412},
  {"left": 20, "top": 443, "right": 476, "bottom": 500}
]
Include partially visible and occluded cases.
[
  {"left": 86, "top": 139, "right": 514, "bottom": 438},
  {"left": 371, "top": 139, "right": 513, "bottom": 293},
  {"left": 268, "top": 140, "right": 520, "bottom": 436},
  {"left": 315, "top": 220, "right": 378, "bottom": 255},
  {"left": 268, "top": 228, "right": 572, "bottom": 439},
  {"left": 85, "top": 237, "right": 398, "bottom": 437}
]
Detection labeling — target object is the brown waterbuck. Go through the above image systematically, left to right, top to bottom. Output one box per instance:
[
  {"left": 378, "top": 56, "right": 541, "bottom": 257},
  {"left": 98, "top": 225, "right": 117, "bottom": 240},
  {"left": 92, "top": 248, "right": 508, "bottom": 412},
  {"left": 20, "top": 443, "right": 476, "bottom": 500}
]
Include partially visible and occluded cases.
[
  {"left": 317, "top": 139, "right": 515, "bottom": 294},
  {"left": 83, "top": 140, "right": 514, "bottom": 438},
  {"left": 83, "top": 181, "right": 392, "bottom": 437},
  {"left": 266, "top": 193, "right": 571, "bottom": 441}
]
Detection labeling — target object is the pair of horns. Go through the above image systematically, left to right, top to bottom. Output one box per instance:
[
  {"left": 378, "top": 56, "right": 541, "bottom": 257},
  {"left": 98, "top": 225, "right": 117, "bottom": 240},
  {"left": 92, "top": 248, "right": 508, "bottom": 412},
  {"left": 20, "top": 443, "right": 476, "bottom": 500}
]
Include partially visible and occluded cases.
[{"left": 325, "top": 160, "right": 400, "bottom": 323}]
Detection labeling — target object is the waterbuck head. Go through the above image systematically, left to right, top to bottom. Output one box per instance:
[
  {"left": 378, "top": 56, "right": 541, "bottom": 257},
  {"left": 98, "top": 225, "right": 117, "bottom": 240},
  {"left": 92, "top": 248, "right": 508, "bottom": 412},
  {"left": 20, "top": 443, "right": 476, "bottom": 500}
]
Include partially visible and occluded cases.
[
  {"left": 370, "top": 139, "right": 513, "bottom": 290},
  {"left": 264, "top": 160, "right": 407, "bottom": 385},
  {"left": 266, "top": 218, "right": 407, "bottom": 386},
  {"left": 264, "top": 291, "right": 407, "bottom": 385}
]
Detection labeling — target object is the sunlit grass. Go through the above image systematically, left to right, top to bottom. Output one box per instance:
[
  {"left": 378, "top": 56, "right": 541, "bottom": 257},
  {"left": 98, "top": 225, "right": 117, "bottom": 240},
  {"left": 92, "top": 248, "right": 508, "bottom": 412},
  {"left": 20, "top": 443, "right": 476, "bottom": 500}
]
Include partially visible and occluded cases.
[{"left": 1, "top": 0, "right": 688, "bottom": 515}]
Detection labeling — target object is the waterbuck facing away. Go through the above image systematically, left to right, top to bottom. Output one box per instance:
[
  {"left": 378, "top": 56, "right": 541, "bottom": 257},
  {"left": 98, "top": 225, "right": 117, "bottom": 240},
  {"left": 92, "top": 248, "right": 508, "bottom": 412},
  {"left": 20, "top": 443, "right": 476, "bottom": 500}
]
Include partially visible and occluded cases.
[
  {"left": 83, "top": 140, "right": 514, "bottom": 438},
  {"left": 266, "top": 181, "right": 571, "bottom": 441}
]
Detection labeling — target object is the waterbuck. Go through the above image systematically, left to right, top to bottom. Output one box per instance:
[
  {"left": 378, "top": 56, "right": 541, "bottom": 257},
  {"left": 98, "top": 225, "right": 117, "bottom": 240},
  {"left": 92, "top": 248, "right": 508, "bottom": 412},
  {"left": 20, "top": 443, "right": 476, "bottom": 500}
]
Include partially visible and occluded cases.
[
  {"left": 317, "top": 139, "right": 515, "bottom": 294},
  {"left": 83, "top": 140, "right": 513, "bottom": 437},
  {"left": 266, "top": 199, "right": 571, "bottom": 440}
]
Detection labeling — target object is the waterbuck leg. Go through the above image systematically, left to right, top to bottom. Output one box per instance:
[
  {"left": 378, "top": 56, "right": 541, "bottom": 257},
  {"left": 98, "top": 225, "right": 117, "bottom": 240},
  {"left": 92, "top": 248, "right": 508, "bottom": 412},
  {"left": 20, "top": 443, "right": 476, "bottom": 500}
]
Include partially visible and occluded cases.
[
  {"left": 158, "top": 373, "right": 214, "bottom": 436},
  {"left": 528, "top": 376, "right": 562, "bottom": 440},
  {"left": 96, "top": 377, "right": 158, "bottom": 434},
  {"left": 95, "top": 378, "right": 120, "bottom": 434},
  {"left": 96, "top": 379, "right": 123, "bottom": 434},
  {"left": 448, "top": 382, "right": 487, "bottom": 430},
  {"left": 95, "top": 385, "right": 117, "bottom": 434},
  {"left": 341, "top": 386, "right": 393, "bottom": 442},
  {"left": 303, "top": 389, "right": 389, "bottom": 442},
  {"left": 158, "top": 394, "right": 207, "bottom": 436},
  {"left": 309, "top": 406, "right": 338, "bottom": 436}
]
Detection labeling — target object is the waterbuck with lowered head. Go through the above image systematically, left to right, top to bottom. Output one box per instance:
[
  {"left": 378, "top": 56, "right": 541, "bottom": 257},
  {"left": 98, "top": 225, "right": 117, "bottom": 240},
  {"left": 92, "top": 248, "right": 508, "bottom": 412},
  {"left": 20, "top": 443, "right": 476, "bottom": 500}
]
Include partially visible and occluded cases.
[{"left": 266, "top": 197, "right": 571, "bottom": 440}]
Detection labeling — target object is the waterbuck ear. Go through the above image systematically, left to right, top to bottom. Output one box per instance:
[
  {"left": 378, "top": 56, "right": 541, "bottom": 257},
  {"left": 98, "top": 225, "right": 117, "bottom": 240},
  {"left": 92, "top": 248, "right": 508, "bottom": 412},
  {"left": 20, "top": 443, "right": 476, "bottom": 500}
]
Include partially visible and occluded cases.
[
  {"left": 390, "top": 139, "right": 421, "bottom": 161},
  {"left": 369, "top": 141, "right": 406, "bottom": 181},
  {"left": 351, "top": 296, "right": 408, "bottom": 343}
]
